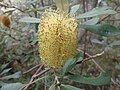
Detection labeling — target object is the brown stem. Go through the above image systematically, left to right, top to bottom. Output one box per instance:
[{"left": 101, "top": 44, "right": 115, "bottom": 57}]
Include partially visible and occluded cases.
[
  {"left": 41, "top": 0, "right": 44, "bottom": 7},
  {"left": 91, "top": 0, "right": 98, "bottom": 9},
  {"left": 0, "top": 3, "right": 25, "bottom": 13},
  {"left": 98, "top": 6, "right": 119, "bottom": 23},
  {"left": 104, "top": 19, "right": 120, "bottom": 21},
  {"left": 77, "top": 49, "right": 120, "bottom": 87},
  {"left": 76, "top": 50, "right": 105, "bottom": 64},
  {"left": 23, "top": 64, "right": 41, "bottom": 74},
  {"left": 34, "top": 64, "right": 44, "bottom": 75},
  {"left": 23, "top": 65, "right": 48, "bottom": 90},
  {"left": 53, "top": 68, "right": 61, "bottom": 90},
  {"left": 33, "top": 69, "right": 49, "bottom": 78}
]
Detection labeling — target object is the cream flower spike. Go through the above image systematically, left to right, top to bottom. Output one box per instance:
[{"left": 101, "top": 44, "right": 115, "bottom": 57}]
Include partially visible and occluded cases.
[{"left": 38, "top": 9, "right": 78, "bottom": 69}]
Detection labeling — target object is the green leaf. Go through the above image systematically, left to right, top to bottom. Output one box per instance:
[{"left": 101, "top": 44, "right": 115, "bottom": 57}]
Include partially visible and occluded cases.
[
  {"left": 54, "top": 0, "right": 69, "bottom": 13},
  {"left": 70, "top": 4, "right": 80, "bottom": 16},
  {"left": 77, "top": 7, "right": 116, "bottom": 19},
  {"left": 19, "top": 17, "right": 40, "bottom": 23},
  {"left": 82, "top": 18, "right": 99, "bottom": 25},
  {"left": 79, "top": 24, "right": 120, "bottom": 37},
  {"left": 30, "top": 33, "right": 38, "bottom": 45},
  {"left": 91, "top": 39, "right": 104, "bottom": 45},
  {"left": 110, "top": 41, "right": 120, "bottom": 47},
  {"left": 75, "top": 52, "right": 83, "bottom": 62},
  {"left": 61, "top": 53, "right": 83, "bottom": 77},
  {"left": 61, "top": 58, "right": 77, "bottom": 77},
  {"left": 0, "top": 63, "right": 9, "bottom": 71},
  {"left": 115, "top": 65, "right": 120, "bottom": 70},
  {"left": 0, "top": 68, "right": 12, "bottom": 76},
  {"left": 0, "top": 71, "right": 22, "bottom": 80},
  {"left": 68, "top": 72, "right": 111, "bottom": 86},
  {"left": 0, "top": 81, "right": 7, "bottom": 87},
  {"left": 0, "top": 83, "right": 25, "bottom": 90},
  {"left": 48, "top": 83, "right": 57, "bottom": 90},
  {"left": 61, "top": 84, "right": 84, "bottom": 90}
]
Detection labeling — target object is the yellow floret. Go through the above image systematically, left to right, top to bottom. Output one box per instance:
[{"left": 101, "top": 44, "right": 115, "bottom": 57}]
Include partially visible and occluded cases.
[{"left": 38, "top": 9, "right": 78, "bottom": 69}]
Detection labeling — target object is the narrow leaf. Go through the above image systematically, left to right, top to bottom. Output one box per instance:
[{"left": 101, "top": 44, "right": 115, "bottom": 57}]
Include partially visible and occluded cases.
[
  {"left": 70, "top": 4, "right": 80, "bottom": 16},
  {"left": 77, "top": 7, "right": 116, "bottom": 19},
  {"left": 19, "top": 17, "right": 40, "bottom": 23},
  {"left": 83, "top": 18, "right": 99, "bottom": 25},
  {"left": 79, "top": 24, "right": 120, "bottom": 37},
  {"left": 110, "top": 41, "right": 120, "bottom": 47},
  {"left": 75, "top": 52, "right": 83, "bottom": 62},
  {"left": 61, "top": 53, "right": 83, "bottom": 77},
  {"left": 61, "top": 58, "right": 77, "bottom": 77},
  {"left": 0, "top": 63, "right": 9, "bottom": 71},
  {"left": 0, "top": 68, "right": 12, "bottom": 76},
  {"left": 0, "top": 71, "right": 22, "bottom": 80},
  {"left": 68, "top": 72, "right": 111, "bottom": 86},
  {"left": 0, "top": 81, "right": 7, "bottom": 87},
  {"left": 0, "top": 83, "right": 25, "bottom": 90},
  {"left": 48, "top": 83, "right": 57, "bottom": 90},
  {"left": 61, "top": 84, "right": 84, "bottom": 90}
]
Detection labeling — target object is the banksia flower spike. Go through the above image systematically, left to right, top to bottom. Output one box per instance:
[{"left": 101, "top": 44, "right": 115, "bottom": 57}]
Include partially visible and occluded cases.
[
  {"left": 38, "top": 9, "right": 78, "bottom": 69},
  {"left": 0, "top": 15, "right": 11, "bottom": 28}
]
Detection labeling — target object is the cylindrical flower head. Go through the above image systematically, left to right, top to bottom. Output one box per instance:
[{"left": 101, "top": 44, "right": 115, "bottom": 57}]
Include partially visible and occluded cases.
[{"left": 38, "top": 9, "right": 78, "bottom": 69}]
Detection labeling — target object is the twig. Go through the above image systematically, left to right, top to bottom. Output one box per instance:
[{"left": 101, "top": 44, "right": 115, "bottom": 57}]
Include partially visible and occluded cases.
[
  {"left": 41, "top": 0, "right": 44, "bottom": 7},
  {"left": 91, "top": 0, "right": 98, "bottom": 9},
  {"left": 0, "top": 3, "right": 25, "bottom": 13},
  {"left": 98, "top": 5, "right": 119, "bottom": 23},
  {"left": 98, "top": 15, "right": 111, "bottom": 23},
  {"left": 104, "top": 19, "right": 120, "bottom": 21},
  {"left": 9, "top": 34, "right": 21, "bottom": 41},
  {"left": 77, "top": 49, "right": 120, "bottom": 87},
  {"left": 77, "top": 49, "right": 105, "bottom": 72},
  {"left": 76, "top": 50, "right": 105, "bottom": 64},
  {"left": 83, "top": 51, "right": 104, "bottom": 62},
  {"left": 91, "top": 57, "right": 120, "bottom": 87},
  {"left": 91, "top": 59, "right": 105, "bottom": 72},
  {"left": 23, "top": 64, "right": 41, "bottom": 74},
  {"left": 34, "top": 64, "right": 44, "bottom": 75},
  {"left": 23, "top": 65, "right": 49, "bottom": 90},
  {"left": 23, "top": 65, "right": 43, "bottom": 90},
  {"left": 53, "top": 68, "right": 61, "bottom": 90},
  {"left": 33, "top": 69, "right": 49, "bottom": 78},
  {"left": 44, "top": 72, "right": 47, "bottom": 90},
  {"left": 20, "top": 75, "right": 47, "bottom": 90},
  {"left": 30, "top": 75, "right": 47, "bottom": 85},
  {"left": 23, "top": 76, "right": 34, "bottom": 90},
  {"left": 111, "top": 78, "right": 120, "bottom": 87}
]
